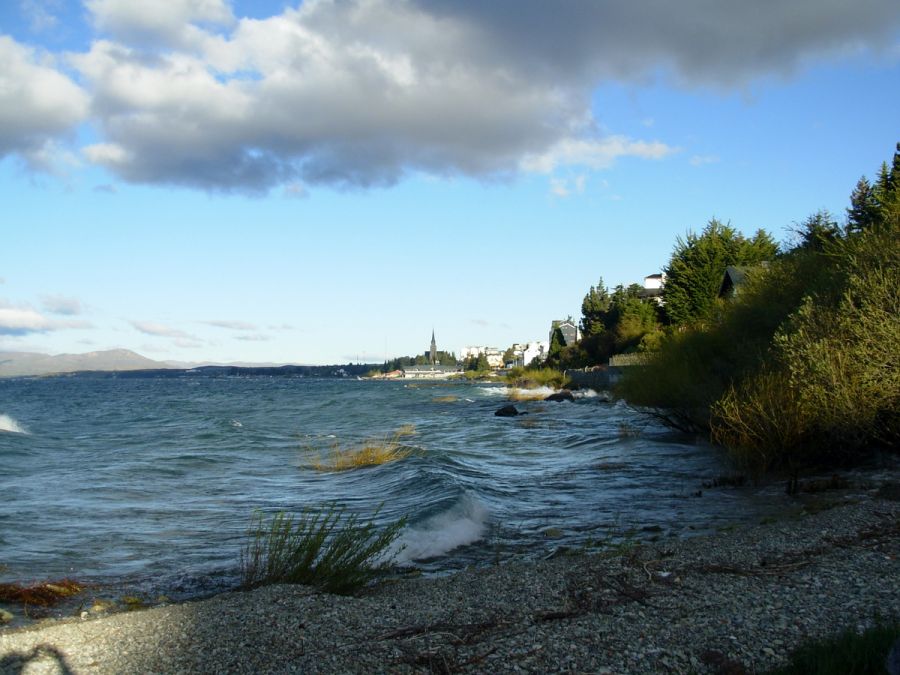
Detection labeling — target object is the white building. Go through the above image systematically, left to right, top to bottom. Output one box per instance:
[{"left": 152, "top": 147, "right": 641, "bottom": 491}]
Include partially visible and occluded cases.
[{"left": 522, "top": 341, "right": 549, "bottom": 366}]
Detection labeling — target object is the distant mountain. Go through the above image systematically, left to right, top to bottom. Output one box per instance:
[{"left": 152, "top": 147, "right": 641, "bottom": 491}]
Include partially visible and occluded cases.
[{"left": 0, "top": 349, "right": 170, "bottom": 378}]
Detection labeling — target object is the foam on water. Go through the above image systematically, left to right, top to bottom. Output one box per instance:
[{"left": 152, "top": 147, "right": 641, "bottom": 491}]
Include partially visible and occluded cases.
[
  {"left": 0, "top": 414, "right": 26, "bottom": 434},
  {"left": 390, "top": 493, "right": 488, "bottom": 564}
]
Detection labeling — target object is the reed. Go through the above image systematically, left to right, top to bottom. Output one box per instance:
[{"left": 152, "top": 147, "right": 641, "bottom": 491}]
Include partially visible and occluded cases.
[
  {"left": 308, "top": 429, "right": 413, "bottom": 472},
  {"left": 240, "top": 505, "right": 406, "bottom": 594}
]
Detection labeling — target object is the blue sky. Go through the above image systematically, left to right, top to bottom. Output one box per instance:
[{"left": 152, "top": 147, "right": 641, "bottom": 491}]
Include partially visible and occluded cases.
[{"left": 2, "top": 1, "right": 899, "bottom": 365}]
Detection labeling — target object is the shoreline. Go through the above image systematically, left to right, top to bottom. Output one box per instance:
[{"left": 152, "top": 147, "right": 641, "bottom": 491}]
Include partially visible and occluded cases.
[{"left": 2, "top": 495, "right": 898, "bottom": 673}]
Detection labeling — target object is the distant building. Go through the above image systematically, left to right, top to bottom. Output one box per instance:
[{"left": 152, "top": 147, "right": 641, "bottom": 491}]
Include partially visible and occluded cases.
[
  {"left": 718, "top": 264, "right": 769, "bottom": 299},
  {"left": 638, "top": 273, "right": 665, "bottom": 305},
  {"left": 550, "top": 318, "right": 579, "bottom": 346},
  {"left": 429, "top": 330, "right": 437, "bottom": 365},
  {"left": 522, "top": 341, "right": 549, "bottom": 366},
  {"left": 459, "top": 345, "right": 504, "bottom": 370},
  {"left": 402, "top": 364, "right": 461, "bottom": 379}
]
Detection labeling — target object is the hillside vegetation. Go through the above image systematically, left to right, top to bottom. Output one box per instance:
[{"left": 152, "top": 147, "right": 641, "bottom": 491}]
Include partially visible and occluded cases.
[{"left": 618, "top": 143, "right": 900, "bottom": 477}]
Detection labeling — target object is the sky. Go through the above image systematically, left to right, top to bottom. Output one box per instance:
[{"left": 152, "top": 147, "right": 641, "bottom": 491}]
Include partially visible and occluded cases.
[{"left": 1, "top": 1, "right": 899, "bottom": 365}]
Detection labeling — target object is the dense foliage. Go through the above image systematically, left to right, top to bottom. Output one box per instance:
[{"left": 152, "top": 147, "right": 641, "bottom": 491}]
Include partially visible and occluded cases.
[
  {"left": 619, "top": 143, "right": 900, "bottom": 475},
  {"left": 662, "top": 219, "right": 778, "bottom": 327},
  {"left": 550, "top": 281, "right": 663, "bottom": 369},
  {"left": 382, "top": 350, "right": 457, "bottom": 371}
]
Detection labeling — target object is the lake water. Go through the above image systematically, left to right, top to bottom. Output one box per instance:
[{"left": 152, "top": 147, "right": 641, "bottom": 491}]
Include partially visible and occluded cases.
[{"left": 1, "top": 375, "right": 795, "bottom": 609}]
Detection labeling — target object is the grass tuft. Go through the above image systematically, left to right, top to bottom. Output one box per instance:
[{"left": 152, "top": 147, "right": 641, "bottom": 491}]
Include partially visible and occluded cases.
[
  {"left": 308, "top": 429, "right": 414, "bottom": 472},
  {"left": 240, "top": 504, "right": 406, "bottom": 595},
  {"left": 765, "top": 617, "right": 900, "bottom": 675}
]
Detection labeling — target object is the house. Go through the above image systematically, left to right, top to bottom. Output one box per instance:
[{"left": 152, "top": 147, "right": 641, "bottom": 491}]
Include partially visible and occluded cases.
[
  {"left": 718, "top": 262, "right": 770, "bottom": 299},
  {"left": 638, "top": 273, "right": 665, "bottom": 305},
  {"left": 550, "top": 318, "right": 579, "bottom": 347},
  {"left": 521, "top": 341, "right": 549, "bottom": 366},
  {"left": 460, "top": 345, "right": 504, "bottom": 369}
]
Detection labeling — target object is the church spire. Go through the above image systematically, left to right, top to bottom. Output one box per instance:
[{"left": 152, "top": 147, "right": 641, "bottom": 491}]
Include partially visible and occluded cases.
[{"left": 430, "top": 329, "right": 437, "bottom": 365}]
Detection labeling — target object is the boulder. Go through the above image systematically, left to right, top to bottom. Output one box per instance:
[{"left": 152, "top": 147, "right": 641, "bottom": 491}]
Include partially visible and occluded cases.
[
  {"left": 545, "top": 390, "right": 575, "bottom": 402},
  {"left": 495, "top": 404, "right": 520, "bottom": 417}
]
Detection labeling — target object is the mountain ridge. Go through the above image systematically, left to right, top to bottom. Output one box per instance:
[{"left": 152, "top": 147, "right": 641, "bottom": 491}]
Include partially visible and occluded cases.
[{"left": 0, "top": 349, "right": 300, "bottom": 378}]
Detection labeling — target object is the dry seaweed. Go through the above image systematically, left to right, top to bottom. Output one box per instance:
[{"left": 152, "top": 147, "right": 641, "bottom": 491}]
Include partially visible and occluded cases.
[{"left": 0, "top": 579, "right": 84, "bottom": 607}]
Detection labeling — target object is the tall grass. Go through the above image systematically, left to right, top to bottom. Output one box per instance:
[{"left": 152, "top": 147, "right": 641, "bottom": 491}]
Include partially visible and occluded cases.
[
  {"left": 505, "top": 366, "right": 570, "bottom": 389},
  {"left": 307, "top": 430, "right": 414, "bottom": 472},
  {"left": 240, "top": 505, "right": 406, "bottom": 595},
  {"left": 765, "top": 617, "right": 900, "bottom": 675}
]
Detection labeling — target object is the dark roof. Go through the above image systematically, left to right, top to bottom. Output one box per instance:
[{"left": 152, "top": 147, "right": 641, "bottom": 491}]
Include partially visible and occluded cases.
[{"left": 718, "top": 266, "right": 751, "bottom": 298}]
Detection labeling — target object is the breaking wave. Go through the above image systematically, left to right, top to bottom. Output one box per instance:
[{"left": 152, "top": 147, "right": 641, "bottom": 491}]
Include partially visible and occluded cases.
[
  {"left": 0, "top": 414, "right": 26, "bottom": 434},
  {"left": 390, "top": 493, "right": 488, "bottom": 564}
]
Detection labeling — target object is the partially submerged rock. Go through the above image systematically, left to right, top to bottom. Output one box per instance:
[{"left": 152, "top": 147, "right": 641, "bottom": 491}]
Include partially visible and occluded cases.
[
  {"left": 545, "top": 390, "right": 575, "bottom": 403},
  {"left": 495, "top": 404, "right": 520, "bottom": 417}
]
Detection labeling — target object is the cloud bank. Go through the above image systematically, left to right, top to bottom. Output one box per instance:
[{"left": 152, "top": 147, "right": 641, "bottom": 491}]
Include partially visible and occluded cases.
[
  {"left": 3, "top": 0, "right": 899, "bottom": 192},
  {"left": 0, "top": 301, "right": 90, "bottom": 335}
]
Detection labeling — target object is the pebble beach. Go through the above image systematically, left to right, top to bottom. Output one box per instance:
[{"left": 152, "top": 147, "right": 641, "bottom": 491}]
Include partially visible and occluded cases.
[{"left": 2, "top": 494, "right": 898, "bottom": 674}]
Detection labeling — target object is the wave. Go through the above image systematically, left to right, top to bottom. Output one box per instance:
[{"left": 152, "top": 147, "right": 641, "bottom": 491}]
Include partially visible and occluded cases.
[
  {"left": 0, "top": 414, "right": 27, "bottom": 434},
  {"left": 389, "top": 493, "right": 488, "bottom": 564}
]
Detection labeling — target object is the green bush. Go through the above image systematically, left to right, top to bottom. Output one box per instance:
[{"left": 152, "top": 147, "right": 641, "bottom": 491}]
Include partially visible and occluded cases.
[{"left": 240, "top": 505, "right": 406, "bottom": 595}]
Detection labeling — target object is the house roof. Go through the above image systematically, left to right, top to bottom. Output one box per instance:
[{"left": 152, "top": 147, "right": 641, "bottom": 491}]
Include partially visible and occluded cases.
[{"left": 718, "top": 266, "right": 751, "bottom": 298}]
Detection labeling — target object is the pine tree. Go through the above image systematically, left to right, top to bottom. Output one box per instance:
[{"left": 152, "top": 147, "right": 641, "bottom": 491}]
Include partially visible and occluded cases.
[
  {"left": 846, "top": 177, "right": 879, "bottom": 233},
  {"left": 662, "top": 219, "right": 778, "bottom": 326},
  {"left": 580, "top": 279, "right": 610, "bottom": 336}
]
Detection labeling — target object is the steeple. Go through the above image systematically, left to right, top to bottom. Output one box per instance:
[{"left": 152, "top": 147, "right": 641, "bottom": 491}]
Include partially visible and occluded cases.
[{"left": 430, "top": 329, "right": 437, "bottom": 365}]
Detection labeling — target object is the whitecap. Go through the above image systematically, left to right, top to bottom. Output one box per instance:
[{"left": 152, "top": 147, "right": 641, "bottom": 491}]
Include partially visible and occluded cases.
[
  {"left": 0, "top": 414, "right": 27, "bottom": 434},
  {"left": 230, "top": 419, "right": 243, "bottom": 428},
  {"left": 387, "top": 493, "right": 488, "bottom": 564}
]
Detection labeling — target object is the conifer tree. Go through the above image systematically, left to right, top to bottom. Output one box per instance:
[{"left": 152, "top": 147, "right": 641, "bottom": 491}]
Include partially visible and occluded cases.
[
  {"left": 847, "top": 177, "right": 879, "bottom": 232},
  {"left": 662, "top": 219, "right": 777, "bottom": 327}
]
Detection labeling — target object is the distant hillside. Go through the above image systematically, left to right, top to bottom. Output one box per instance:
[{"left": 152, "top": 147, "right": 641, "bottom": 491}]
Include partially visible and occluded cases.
[{"left": 0, "top": 349, "right": 169, "bottom": 378}]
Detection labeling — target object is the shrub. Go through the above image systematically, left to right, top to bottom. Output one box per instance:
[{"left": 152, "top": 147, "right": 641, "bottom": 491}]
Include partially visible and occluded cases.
[
  {"left": 710, "top": 368, "right": 811, "bottom": 475},
  {"left": 240, "top": 505, "right": 406, "bottom": 595}
]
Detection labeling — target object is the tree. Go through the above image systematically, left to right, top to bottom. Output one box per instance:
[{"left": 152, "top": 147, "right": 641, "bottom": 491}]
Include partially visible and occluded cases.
[
  {"left": 847, "top": 177, "right": 879, "bottom": 233},
  {"left": 662, "top": 219, "right": 778, "bottom": 327},
  {"left": 580, "top": 279, "right": 610, "bottom": 336},
  {"left": 502, "top": 346, "right": 516, "bottom": 366}
]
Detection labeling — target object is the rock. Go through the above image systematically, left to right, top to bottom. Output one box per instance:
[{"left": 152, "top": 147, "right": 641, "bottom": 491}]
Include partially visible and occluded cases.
[
  {"left": 544, "top": 390, "right": 575, "bottom": 402},
  {"left": 495, "top": 404, "right": 520, "bottom": 417},
  {"left": 0, "top": 609, "right": 13, "bottom": 624}
]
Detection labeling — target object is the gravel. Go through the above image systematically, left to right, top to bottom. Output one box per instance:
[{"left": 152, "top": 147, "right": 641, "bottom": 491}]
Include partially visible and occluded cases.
[{"left": 2, "top": 496, "right": 898, "bottom": 674}]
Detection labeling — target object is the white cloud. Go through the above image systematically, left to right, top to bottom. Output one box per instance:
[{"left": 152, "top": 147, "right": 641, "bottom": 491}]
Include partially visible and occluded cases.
[
  {"left": 3, "top": 0, "right": 899, "bottom": 191},
  {"left": 20, "top": 0, "right": 62, "bottom": 33},
  {"left": 86, "top": 0, "right": 234, "bottom": 49},
  {"left": 0, "top": 36, "right": 89, "bottom": 170},
  {"left": 522, "top": 136, "right": 676, "bottom": 174},
  {"left": 690, "top": 154, "right": 720, "bottom": 167},
  {"left": 550, "top": 174, "right": 587, "bottom": 198},
  {"left": 40, "top": 294, "right": 83, "bottom": 315},
  {"left": 0, "top": 301, "right": 91, "bottom": 335},
  {"left": 0, "top": 306, "right": 52, "bottom": 335},
  {"left": 130, "top": 320, "right": 190, "bottom": 338},
  {"left": 203, "top": 320, "right": 257, "bottom": 330},
  {"left": 235, "top": 334, "right": 271, "bottom": 342}
]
